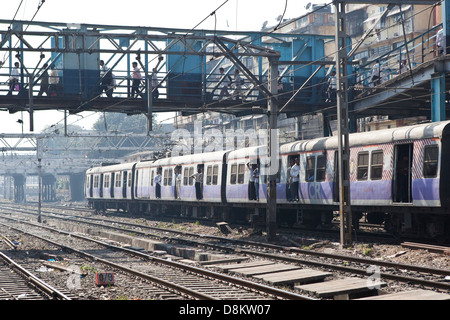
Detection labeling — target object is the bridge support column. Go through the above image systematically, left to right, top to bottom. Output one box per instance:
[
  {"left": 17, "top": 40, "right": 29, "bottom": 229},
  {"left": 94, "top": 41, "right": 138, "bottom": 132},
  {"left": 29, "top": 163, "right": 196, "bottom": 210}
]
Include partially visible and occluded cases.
[
  {"left": 431, "top": 72, "right": 446, "bottom": 122},
  {"left": 69, "top": 173, "right": 85, "bottom": 201},
  {"left": 12, "top": 174, "right": 26, "bottom": 203},
  {"left": 42, "top": 174, "right": 56, "bottom": 202}
]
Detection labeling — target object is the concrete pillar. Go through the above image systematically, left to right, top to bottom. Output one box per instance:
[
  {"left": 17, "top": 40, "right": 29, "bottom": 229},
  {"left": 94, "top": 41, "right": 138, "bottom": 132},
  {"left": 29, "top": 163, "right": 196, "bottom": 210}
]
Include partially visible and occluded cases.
[
  {"left": 431, "top": 72, "right": 446, "bottom": 122},
  {"left": 69, "top": 172, "right": 85, "bottom": 201},
  {"left": 13, "top": 174, "right": 26, "bottom": 203},
  {"left": 42, "top": 174, "right": 57, "bottom": 202}
]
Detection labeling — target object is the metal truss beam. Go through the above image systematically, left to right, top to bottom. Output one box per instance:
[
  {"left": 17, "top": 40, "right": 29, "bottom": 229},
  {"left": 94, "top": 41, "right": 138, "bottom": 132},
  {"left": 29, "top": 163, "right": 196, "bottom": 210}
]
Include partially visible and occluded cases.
[
  {"left": 336, "top": 0, "right": 439, "bottom": 4},
  {"left": 0, "top": 133, "right": 168, "bottom": 153}
]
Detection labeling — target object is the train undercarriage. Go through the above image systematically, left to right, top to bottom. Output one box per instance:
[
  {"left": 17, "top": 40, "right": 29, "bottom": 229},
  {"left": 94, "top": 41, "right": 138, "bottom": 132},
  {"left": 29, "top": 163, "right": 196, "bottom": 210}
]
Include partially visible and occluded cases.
[{"left": 88, "top": 199, "right": 450, "bottom": 243}]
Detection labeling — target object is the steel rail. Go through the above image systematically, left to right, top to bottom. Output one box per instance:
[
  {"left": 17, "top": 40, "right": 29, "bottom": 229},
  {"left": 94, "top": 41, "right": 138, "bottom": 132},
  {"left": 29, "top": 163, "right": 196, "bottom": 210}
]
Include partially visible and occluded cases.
[
  {"left": 0, "top": 217, "right": 313, "bottom": 300},
  {"left": 0, "top": 251, "right": 71, "bottom": 300}
]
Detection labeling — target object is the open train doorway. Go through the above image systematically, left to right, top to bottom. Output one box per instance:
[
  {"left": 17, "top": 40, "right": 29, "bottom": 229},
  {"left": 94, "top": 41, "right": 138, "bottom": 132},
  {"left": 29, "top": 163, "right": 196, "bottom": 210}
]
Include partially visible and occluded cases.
[{"left": 393, "top": 144, "right": 413, "bottom": 203}]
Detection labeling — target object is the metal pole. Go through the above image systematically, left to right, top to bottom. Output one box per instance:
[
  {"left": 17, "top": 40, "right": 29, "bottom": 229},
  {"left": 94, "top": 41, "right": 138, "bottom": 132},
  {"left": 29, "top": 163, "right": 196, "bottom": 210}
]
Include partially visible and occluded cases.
[
  {"left": 334, "top": 1, "right": 352, "bottom": 248},
  {"left": 266, "top": 56, "right": 279, "bottom": 241},
  {"left": 147, "top": 72, "right": 153, "bottom": 133},
  {"left": 29, "top": 74, "right": 34, "bottom": 132},
  {"left": 37, "top": 139, "right": 42, "bottom": 223}
]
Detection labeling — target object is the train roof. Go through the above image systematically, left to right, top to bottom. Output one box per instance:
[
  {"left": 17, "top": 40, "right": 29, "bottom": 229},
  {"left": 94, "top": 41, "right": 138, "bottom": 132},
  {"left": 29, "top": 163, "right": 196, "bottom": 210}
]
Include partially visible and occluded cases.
[
  {"left": 280, "top": 120, "right": 450, "bottom": 154},
  {"left": 227, "top": 146, "right": 266, "bottom": 162},
  {"left": 135, "top": 149, "right": 230, "bottom": 168},
  {"left": 86, "top": 162, "right": 135, "bottom": 174}
]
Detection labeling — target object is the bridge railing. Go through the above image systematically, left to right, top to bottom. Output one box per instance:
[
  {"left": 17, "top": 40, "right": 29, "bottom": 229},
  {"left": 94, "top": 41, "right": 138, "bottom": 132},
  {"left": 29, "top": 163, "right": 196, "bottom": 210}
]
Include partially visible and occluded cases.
[{"left": 354, "top": 24, "right": 442, "bottom": 92}]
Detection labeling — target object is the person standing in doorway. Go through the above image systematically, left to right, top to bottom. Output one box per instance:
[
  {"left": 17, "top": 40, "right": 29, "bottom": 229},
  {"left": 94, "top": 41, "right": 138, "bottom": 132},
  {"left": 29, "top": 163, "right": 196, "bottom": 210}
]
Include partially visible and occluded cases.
[
  {"left": 290, "top": 158, "right": 300, "bottom": 202},
  {"left": 154, "top": 167, "right": 162, "bottom": 199},
  {"left": 192, "top": 167, "right": 204, "bottom": 200}
]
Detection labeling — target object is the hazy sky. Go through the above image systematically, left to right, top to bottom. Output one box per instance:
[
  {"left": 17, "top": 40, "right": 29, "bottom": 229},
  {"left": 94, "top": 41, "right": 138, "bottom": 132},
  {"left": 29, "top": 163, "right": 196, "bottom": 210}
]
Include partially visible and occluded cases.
[{"left": 0, "top": 0, "right": 321, "bottom": 134}]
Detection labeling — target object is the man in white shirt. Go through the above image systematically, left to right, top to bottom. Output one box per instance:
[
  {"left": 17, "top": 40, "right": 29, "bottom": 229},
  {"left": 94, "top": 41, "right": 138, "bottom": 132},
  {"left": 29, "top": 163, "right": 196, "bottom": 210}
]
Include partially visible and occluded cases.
[
  {"left": 436, "top": 28, "right": 445, "bottom": 55},
  {"left": 371, "top": 60, "right": 381, "bottom": 86},
  {"left": 7, "top": 62, "right": 20, "bottom": 96},
  {"left": 131, "top": 62, "right": 142, "bottom": 98},
  {"left": 49, "top": 65, "right": 60, "bottom": 96},
  {"left": 218, "top": 67, "right": 231, "bottom": 100},
  {"left": 290, "top": 158, "right": 300, "bottom": 201},
  {"left": 154, "top": 168, "right": 162, "bottom": 199}
]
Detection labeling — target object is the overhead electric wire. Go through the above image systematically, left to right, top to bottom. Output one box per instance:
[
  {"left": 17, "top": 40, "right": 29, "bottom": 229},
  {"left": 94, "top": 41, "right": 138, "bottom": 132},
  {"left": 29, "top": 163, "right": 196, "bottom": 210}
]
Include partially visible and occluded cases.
[{"left": 12, "top": 0, "right": 443, "bottom": 134}]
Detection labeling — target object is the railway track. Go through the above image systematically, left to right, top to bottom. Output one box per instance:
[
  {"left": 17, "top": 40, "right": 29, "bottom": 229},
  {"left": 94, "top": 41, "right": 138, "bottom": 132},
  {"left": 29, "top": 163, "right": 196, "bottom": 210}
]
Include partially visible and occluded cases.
[
  {"left": 0, "top": 202, "right": 449, "bottom": 300},
  {"left": 0, "top": 212, "right": 311, "bottom": 300},
  {"left": 0, "top": 246, "right": 72, "bottom": 300}
]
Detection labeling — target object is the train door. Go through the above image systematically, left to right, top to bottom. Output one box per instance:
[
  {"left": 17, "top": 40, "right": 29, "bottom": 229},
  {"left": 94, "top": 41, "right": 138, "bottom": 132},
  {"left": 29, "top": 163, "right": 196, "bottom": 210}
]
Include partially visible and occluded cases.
[
  {"left": 393, "top": 144, "right": 413, "bottom": 203},
  {"left": 333, "top": 151, "right": 339, "bottom": 202},
  {"left": 287, "top": 155, "right": 298, "bottom": 201},
  {"left": 122, "top": 171, "right": 128, "bottom": 198},
  {"left": 110, "top": 172, "right": 115, "bottom": 198},
  {"left": 89, "top": 174, "right": 93, "bottom": 198},
  {"left": 100, "top": 174, "right": 104, "bottom": 198}
]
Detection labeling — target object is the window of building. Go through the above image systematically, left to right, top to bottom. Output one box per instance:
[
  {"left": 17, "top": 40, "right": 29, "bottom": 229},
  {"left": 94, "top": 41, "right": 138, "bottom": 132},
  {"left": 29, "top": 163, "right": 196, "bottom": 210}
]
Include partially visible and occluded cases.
[{"left": 423, "top": 145, "right": 439, "bottom": 178}]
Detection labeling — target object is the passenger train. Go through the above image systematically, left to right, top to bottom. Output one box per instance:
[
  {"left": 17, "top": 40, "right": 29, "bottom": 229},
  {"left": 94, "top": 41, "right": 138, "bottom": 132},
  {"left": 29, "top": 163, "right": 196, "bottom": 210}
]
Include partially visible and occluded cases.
[{"left": 85, "top": 121, "right": 450, "bottom": 241}]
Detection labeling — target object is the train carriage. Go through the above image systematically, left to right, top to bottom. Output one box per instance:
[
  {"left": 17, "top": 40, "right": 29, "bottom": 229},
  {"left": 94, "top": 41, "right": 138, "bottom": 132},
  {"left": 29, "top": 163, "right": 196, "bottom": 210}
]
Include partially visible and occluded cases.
[
  {"left": 85, "top": 121, "right": 450, "bottom": 240},
  {"left": 134, "top": 151, "right": 229, "bottom": 203},
  {"left": 85, "top": 162, "right": 135, "bottom": 212}
]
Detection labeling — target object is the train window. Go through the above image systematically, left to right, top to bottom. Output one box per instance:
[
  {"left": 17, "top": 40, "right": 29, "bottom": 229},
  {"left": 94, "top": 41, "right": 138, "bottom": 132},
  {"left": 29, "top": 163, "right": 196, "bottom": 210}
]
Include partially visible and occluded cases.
[
  {"left": 423, "top": 145, "right": 439, "bottom": 178},
  {"left": 371, "top": 150, "right": 383, "bottom": 180},
  {"left": 357, "top": 152, "right": 369, "bottom": 180},
  {"left": 316, "top": 155, "right": 326, "bottom": 182},
  {"left": 305, "top": 156, "right": 315, "bottom": 182},
  {"left": 238, "top": 163, "right": 245, "bottom": 184},
  {"left": 230, "top": 164, "right": 237, "bottom": 184},
  {"left": 206, "top": 165, "right": 212, "bottom": 185},
  {"left": 213, "top": 165, "right": 219, "bottom": 185},
  {"left": 189, "top": 167, "right": 194, "bottom": 185},
  {"left": 164, "top": 168, "right": 173, "bottom": 186},
  {"left": 183, "top": 168, "right": 188, "bottom": 185},
  {"left": 151, "top": 170, "right": 155, "bottom": 186},
  {"left": 128, "top": 171, "right": 132, "bottom": 187},
  {"left": 115, "top": 173, "right": 121, "bottom": 187},
  {"left": 104, "top": 174, "right": 110, "bottom": 188}
]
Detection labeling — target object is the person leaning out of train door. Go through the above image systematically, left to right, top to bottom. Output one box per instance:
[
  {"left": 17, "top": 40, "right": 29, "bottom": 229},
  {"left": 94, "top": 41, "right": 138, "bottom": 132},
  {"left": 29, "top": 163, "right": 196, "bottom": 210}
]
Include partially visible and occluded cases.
[
  {"left": 290, "top": 158, "right": 300, "bottom": 202},
  {"left": 286, "top": 160, "right": 293, "bottom": 201},
  {"left": 174, "top": 166, "right": 181, "bottom": 200},
  {"left": 154, "top": 167, "right": 162, "bottom": 199},
  {"left": 191, "top": 167, "right": 203, "bottom": 200}
]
